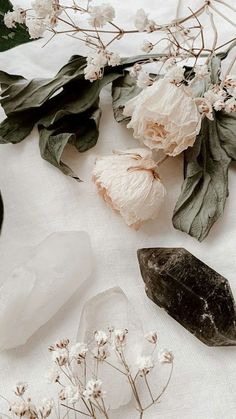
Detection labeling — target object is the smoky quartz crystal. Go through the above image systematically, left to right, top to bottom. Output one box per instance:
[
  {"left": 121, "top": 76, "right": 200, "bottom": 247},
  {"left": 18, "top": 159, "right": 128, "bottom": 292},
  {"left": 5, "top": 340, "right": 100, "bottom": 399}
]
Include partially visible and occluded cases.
[{"left": 137, "top": 248, "right": 236, "bottom": 346}]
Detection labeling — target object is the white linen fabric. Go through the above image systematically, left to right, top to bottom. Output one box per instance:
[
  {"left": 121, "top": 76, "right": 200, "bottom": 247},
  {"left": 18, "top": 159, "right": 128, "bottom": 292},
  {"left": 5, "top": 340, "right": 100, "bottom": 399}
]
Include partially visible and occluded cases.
[{"left": 0, "top": 0, "right": 236, "bottom": 417}]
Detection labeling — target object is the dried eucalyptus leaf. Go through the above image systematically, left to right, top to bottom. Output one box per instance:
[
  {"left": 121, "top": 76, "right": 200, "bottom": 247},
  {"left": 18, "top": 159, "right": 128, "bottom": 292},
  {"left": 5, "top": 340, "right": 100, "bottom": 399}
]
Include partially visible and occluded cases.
[
  {"left": 0, "top": 0, "right": 33, "bottom": 52},
  {"left": 0, "top": 56, "right": 87, "bottom": 115},
  {"left": 112, "top": 71, "right": 141, "bottom": 122},
  {"left": 38, "top": 102, "right": 101, "bottom": 178},
  {"left": 0, "top": 110, "right": 38, "bottom": 143},
  {"left": 217, "top": 111, "right": 236, "bottom": 160},
  {"left": 172, "top": 116, "right": 231, "bottom": 241},
  {"left": 39, "top": 129, "right": 80, "bottom": 179}
]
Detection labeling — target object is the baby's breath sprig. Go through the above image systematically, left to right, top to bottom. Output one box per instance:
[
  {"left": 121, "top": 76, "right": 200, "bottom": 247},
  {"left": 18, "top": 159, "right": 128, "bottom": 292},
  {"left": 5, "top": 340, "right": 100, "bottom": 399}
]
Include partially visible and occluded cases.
[{"left": 0, "top": 330, "right": 173, "bottom": 418}]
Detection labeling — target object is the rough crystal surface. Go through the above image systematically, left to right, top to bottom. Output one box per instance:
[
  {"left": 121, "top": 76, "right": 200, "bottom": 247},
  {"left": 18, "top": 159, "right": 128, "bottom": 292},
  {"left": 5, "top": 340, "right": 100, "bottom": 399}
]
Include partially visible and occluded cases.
[
  {"left": 0, "top": 231, "right": 93, "bottom": 351},
  {"left": 137, "top": 248, "right": 236, "bottom": 346}
]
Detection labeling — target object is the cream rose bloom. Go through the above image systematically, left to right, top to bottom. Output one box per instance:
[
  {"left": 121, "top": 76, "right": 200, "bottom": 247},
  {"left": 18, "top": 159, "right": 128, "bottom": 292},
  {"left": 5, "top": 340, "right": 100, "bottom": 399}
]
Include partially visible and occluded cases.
[
  {"left": 123, "top": 78, "right": 202, "bottom": 156},
  {"left": 92, "top": 148, "right": 166, "bottom": 229}
]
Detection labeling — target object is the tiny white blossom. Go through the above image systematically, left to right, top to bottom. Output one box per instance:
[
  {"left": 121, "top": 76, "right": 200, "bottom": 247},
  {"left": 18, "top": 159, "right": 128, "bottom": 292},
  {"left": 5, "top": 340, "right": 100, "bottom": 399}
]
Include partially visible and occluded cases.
[
  {"left": 32, "top": 0, "right": 53, "bottom": 18},
  {"left": 88, "top": 3, "right": 115, "bottom": 28},
  {"left": 4, "top": 7, "right": 25, "bottom": 28},
  {"left": 134, "top": 9, "right": 149, "bottom": 31},
  {"left": 26, "top": 18, "right": 46, "bottom": 39},
  {"left": 145, "top": 19, "right": 157, "bottom": 33},
  {"left": 141, "top": 40, "right": 153, "bottom": 53},
  {"left": 87, "top": 50, "right": 108, "bottom": 67},
  {"left": 107, "top": 52, "right": 121, "bottom": 67},
  {"left": 129, "top": 63, "right": 142, "bottom": 78},
  {"left": 84, "top": 64, "right": 102, "bottom": 82},
  {"left": 194, "top": 65, "right": 209, "bottom": 80},
  {"left": 164, "top": 66, "right": 185, "bottom": 84},
  {"left": 137, "top": 70, "right": 153, "bottom": 88},
  {"left": 224, "top": 75, "right": 236, "bottom": 98},
  {"left": 195, "top": 97, "right": 214, "bottom": 120},
  {"left": 225, "top": 97, "right": 236, "bottom": 113},
  {"left": 213, "top": 99, "right": 225, "bottom": 111},
  {"left": 114, "top": 329, "right": 128, "bottom": 345},
  {"left": 94, "top": 330, "right": 108, "bottom": 346},
  {"left": 145, "top": 331, "right": 158, "bottom": 344},
  {"left": 70, "top": 342, "right": 88, "bottom": 359},
  {"left": 92, "top": 345, "right": 110, "bottom": 361},
  {"left": 52, "top": 348, "right": 69, "bottom": 366},
  {"left": 158, "top": 349, "right": 174, "bottom": 364},
  {"left": 136, "top": 355, "right": 154, "bottom": 375},
  {"left": 46, "top": 366, "right": 60, "bottom": 383},
  {"left": 83, "top": 379, "right": 105, "bottom": 400},
  {"left": 62, "top": 386, "right": 80, "bottom": 404},
  {"left": 38, "top": 399, "right": 53, "bottom": 418},
  {"left": 10, "top": 400, "right": 28, "bottom": 416}
]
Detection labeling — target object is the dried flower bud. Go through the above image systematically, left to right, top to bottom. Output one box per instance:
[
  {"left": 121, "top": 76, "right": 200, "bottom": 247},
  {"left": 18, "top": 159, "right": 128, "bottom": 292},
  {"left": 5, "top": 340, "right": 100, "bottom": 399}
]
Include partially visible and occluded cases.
[
  {"left": 141, "top": 40, "right": 153, "bottom": 53},
  {"left": 145, "top": 331, "right": 158, "bottom": 344},
  {"left": 55, "top": 339, "right": 70, "bottom": 349},
  {"left": 70, "top": 342, "right": 88, "bottom": 360},
  {"left": 92, "top": 345, "right": 110, "bottom": 361},
  {"left": 158, "top": 349, "right": 174, "bottom": 364},
  {"left": 46, "top": 367, "right": 60, "bottom": 383},
  {"left": 14, "top": 382, "right": 28, "bottom": 396},
  {"left": 38, "top": 399, "right": 53, "bottom": 418},
  {"left": 10, "top": 401, "right": 28, "bottom": 416}
]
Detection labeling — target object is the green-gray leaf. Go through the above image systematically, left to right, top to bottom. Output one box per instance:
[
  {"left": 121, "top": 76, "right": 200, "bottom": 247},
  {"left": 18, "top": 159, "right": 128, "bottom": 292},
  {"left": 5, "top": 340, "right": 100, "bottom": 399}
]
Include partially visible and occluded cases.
[
  {"left": 0, "top": 0, "right": 33, "bottom": 52},
  {"left": 112, "top": 71, "right": 142, "bottom": 122},
  {"left": 38, "top": 102, "right": 101, "bottom": 178},
  {"left": 217, "top": 111, "right": 236, "bottom": 160},
  {"left": 172, "top": 116, "right": 231, "bottom": 241}
]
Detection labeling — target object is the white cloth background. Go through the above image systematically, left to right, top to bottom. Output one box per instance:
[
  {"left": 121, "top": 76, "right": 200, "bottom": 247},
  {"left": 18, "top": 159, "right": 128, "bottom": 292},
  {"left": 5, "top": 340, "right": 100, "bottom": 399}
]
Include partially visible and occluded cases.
[{"left": 0, "top": 0, "right": 236, "bottom": 417}]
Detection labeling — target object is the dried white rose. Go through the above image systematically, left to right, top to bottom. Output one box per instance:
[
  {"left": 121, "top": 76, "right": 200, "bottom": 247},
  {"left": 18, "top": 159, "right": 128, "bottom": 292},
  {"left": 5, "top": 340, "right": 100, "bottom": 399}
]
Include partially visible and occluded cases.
[
  {"left": 88, "top": 3, "right": 115, "bottom": 27},
  {"left": 134, "top": 9, "right": 149, "bottom": 31},
  {"left": 26, "top": 18, "right": 46, "bottom": 39},
  {"left": 141, "top": 40, "right": 153, "bottom": 53},
  {"left": 137, "top": 70, "right": 153, "bottom": 88},
  {"left": 124, "top": 80, "right": 201, "bottom": 156},
  {"left": 195, "top": 97, "right": 214, "bottom": 120},
  {"left": 92, "top": 148, "right": 166, "bottom": 229},
  {"left": 94, "top": 330, "right": 108, "bottom": 346},
  {"left": 145, "top": 331, "right": 158, "bottom": 344},
  {"left": 70, "top": 342, "right": 88, "bottom": 359},
  {"left": 158, "top": 349, "right": 174, "bottom": 364},
  {"left": 136, "top": 355, "right": 154, "bottom": 375},
  {"left": 83, "top": 379, "right": 104, "bottom": 400}
]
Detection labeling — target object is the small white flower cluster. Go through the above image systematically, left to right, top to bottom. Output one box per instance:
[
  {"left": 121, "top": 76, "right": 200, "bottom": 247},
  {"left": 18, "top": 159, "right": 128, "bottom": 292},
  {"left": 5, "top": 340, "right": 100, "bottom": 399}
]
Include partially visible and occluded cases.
[
  {"left": 4, "top": 0, "right": 61, "bottom": 39},
  {"left": 88, "top": 3, "right": 115, "bottom": 28},
  {"left": 134, "top": 8, "right": 157, "bottom": 32},
  {"left": 85, "top": 49, "right": 121, "bottom": 82},
  {"left": 195, "top": 76, "right": 236, "bottom": 119},
  {"left": 1, "top": 330, "right": 173, "bottom": 418},
  {"left": 9, "top": 383, "right": 53, "bottom": 418}
]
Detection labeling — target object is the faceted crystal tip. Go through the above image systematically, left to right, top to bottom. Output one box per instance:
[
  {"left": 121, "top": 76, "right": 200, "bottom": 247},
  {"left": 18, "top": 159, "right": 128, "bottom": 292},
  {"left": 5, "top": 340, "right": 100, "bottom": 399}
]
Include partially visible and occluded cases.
[{"left": 137, "top": 248, "right": 236, "bottom": 347}]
